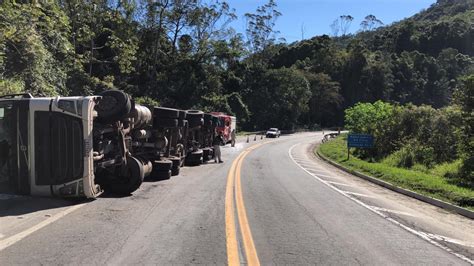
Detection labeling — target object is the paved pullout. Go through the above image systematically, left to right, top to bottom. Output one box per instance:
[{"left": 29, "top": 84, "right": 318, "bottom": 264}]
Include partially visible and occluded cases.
[{"left": 1, "top": 132, "right": 472, "bottom": 264}]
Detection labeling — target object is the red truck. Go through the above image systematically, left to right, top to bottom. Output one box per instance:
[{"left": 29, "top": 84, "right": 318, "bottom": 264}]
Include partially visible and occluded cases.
[{"left": 210, "top": 112, "right": 237, "bottom": 144}]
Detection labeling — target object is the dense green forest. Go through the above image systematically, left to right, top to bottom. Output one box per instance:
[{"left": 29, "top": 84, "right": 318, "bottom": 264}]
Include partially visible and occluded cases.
[{"left": 1, "top": 0, "right": 473, "bottom": 131}]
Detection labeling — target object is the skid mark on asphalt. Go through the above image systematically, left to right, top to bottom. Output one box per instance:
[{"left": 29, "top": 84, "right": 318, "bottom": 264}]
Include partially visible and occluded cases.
[{"left": 288, "top": 143, "right": 473, "bottom": 265}]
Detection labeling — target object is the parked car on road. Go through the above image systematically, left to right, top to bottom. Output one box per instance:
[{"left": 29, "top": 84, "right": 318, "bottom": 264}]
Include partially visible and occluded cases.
[{"left": 266, "top": 128, "right": 280, "bottom": 138}]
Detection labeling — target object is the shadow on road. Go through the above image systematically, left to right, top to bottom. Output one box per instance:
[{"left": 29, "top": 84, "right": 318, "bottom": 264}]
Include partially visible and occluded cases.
[{"left": 0, "top": 195, "right": 90, "bottom": 217}]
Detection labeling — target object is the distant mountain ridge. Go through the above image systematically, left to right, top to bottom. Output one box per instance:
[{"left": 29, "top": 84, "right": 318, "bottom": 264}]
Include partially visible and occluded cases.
[
  {"left": 268, "top": 0, "right": 473, "bottom": 126},
  {"left": 364, "top": 0, "right": 474, "bottom": 56}
]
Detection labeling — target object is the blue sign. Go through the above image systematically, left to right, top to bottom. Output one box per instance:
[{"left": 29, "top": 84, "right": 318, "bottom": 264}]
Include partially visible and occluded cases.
[{"left": 347, "top": 134, "right": 374, "bottom": 148}]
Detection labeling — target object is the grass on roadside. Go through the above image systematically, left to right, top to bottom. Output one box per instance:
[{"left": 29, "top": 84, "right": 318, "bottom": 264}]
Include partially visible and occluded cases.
[{"left": 318, "top": 135, "right": 474, "bottom": 210}]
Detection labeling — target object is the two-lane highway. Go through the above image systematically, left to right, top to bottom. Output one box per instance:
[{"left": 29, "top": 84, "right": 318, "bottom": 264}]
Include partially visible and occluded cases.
[{"left": 1, "top": 132, "right": 472, "bottom": 264}]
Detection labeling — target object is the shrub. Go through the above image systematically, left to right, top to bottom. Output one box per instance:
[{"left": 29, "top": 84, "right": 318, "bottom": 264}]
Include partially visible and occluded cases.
[
  {"left": 345, "top": 101, "right": 398, "bottom": 159},
  {"left": 346, "top": 101, "right": 464, "bottom": 170}
]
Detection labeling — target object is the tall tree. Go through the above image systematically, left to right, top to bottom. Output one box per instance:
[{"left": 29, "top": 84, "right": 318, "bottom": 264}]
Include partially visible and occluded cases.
[
  {"left": 244, "top": 0, "right": 282, "bottom": 53},
  {"left": 360, "top": 15, "right": 383, "bottom": 31}
]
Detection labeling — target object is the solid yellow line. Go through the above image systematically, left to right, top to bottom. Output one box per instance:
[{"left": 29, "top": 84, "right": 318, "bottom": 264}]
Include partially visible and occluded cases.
[
  {"left": 225, "top": 142, "right": 267, "bottom": 265},
  {"left": 235, "top": 149, "right": 261, "bottom": 266},
  {"left": 225, "top": 151, "right": 243, "bottom": 266}
]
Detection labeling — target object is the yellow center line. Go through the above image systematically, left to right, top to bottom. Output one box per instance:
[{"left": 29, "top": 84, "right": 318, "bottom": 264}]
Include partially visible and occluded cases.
[
  {"left": 225, "top": 143, "right": 266, "bottom": 266},
  {"left": 235, "top": 149, "right": 260, "bottom": 266},
  {"left": 225, "top": 151, "right": 244, "bottom": 266}
]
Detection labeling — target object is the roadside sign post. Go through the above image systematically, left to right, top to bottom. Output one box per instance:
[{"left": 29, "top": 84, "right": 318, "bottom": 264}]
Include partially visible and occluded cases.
[{"left": 347, "top": 134, "right": 374, "bottom": 160}]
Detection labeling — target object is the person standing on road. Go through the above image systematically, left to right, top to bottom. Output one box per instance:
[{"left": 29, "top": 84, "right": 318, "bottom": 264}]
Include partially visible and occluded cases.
[
  {"left": 231, "top": 129, "right": 236, "bottom": 147},
  {"left": 213, "top": 132, "right": 224, "bottom": 163}
]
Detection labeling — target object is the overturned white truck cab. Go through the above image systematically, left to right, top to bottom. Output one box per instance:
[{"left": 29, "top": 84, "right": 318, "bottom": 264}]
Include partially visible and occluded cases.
[{"left": 0, "top": 90, "right": 154, "bottom": 198}]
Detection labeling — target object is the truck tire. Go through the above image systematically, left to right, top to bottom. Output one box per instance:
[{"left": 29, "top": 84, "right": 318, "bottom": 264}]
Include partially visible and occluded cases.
[
  {"left": 95, "top": 90, "right": 132, "bottom": 123},
  {"left": 154, "top": 107, "right": 179, "bottom": 119},
  {"left": 178, "top": 110, "right": 187, "bottom": 120},
  {"left": 186, "top": 110, "right": 204, "bottom": 122},
  {"left": 188, "top": 117, "right": 204, "bottom": 128},
  {"left": 154, "top": 118, "right": 178, "bottom": 128},
  {"left": 177, "top": 119, "right": 186, "bottom": 127},
  {"left": 202, "top": 148, "right": 211, "bottom": 162},
  {"left": 185, "top": 150, "right": 203, "bottom": 166},
  {"left": 106, "top": 156, "right": 144, "bottom": 195},
  {"left": 169, "top": 157, "right": 181, "bottom": 168},
  {"left": 153, "top": 159, "right": 172, "bottom": 171},
  {"left": 150, "top": 160, "right": 173, "bottom": 180},
  {"left": 171, "top": 166, "right": 180, "bottom": 176},
  {"left": 155, "top": 170, "right": 172, "bottom": 180}
]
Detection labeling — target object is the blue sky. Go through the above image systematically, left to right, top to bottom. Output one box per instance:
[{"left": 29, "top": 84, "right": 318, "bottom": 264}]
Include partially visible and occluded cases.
[{"left": 226, "top": 0, "right": 437, "bottom": 43}]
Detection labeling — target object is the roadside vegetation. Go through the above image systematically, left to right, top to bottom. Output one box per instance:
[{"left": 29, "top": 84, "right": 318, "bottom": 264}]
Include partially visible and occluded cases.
[
  {"left": 1, "top": 0, "right": 473, "bottom": 131},
  {"left": 318, "top": 76, "right": 474, "bottom": 208},
  {"left": 319, "top": 136, "right": 474, "bottom": 209}
]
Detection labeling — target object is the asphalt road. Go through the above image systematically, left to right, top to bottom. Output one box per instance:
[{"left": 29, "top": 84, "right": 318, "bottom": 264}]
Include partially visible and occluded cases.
[{"left": 0, "top": 132, "right": 472, "bottom": 265}]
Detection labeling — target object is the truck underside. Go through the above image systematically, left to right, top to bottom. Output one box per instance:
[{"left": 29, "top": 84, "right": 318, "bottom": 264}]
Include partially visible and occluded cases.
[{"left": 0, "top": 90, "right": 227, "bottom": 198}]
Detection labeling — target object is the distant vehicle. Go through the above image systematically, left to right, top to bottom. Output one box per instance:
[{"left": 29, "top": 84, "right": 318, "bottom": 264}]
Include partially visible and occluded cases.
[{"left": 266, "top": 128, "right": 280, "bottom": 138}]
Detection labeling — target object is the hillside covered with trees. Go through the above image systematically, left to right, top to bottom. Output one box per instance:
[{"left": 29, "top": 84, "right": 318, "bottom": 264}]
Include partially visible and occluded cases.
[{"left": 1, "top": 0, "right": 473, "bottom": 130}]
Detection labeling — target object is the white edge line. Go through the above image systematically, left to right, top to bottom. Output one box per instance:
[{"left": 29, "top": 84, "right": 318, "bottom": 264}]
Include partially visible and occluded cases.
[
  {"left": 288, "top": 143, "right": 473, "bottom": 265},
  {"left": 326, "top": 181, "right": 354, "bottom": 187},
  {"left": 342, "top": 191, "right": 376, "bottom": 198},
  {"left": 0, "top": 203, "right": 86, "bottom": 251},
  {"left": 369, "top": 205, "right": 417, "bottom": 218},
  {"left": 424, "top": 233, "right": 474, "bottom": 248}
]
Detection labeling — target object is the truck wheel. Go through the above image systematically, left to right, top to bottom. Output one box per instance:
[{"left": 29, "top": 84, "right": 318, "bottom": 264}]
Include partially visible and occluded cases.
[
  {"left": 95, "top": 90, "right": 132, "bottom": 123},
  {"left": 154, "top": 107, "right": 179, "bottom": 119},
  {"left": 178, "top": 110, "right": 187, "bottom": 120},
  {"left": 186, "top": 110, "right": 204, "bottom": 125},
  {"left": 186, "top": 110, "right": 204, "bottom": 116},
  {"left": 188, "top": 117, "right": 204, "bottom": 128},
  {"left": 153, "top": 118, "right": 178, "bottom": 128},
  {"left": 177, "top": 119, "right": 186, "bottom": 127},
  {"left": 202, "top": 148, "right": 211, "bottom": 162},
  {"left": 185, "top": 150, "right": 203, "bottom": 166},
  {"left": 107, "top": 156, "right": 144, "bottom": 195},
  {"left": 169, "top": 157, "right": 181, "bottom": 168},
  {"left": 153, "top": 159, "right": 172, "bottom": 171},
  {"left": 150, "top": 160, "right": 172, "bottom": 180},
  {"left": 171, "top": 166, "right": 180, "bottom": 176},
  {"left": 155, "top": 170, "right": 172, "bottom": 180}
]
